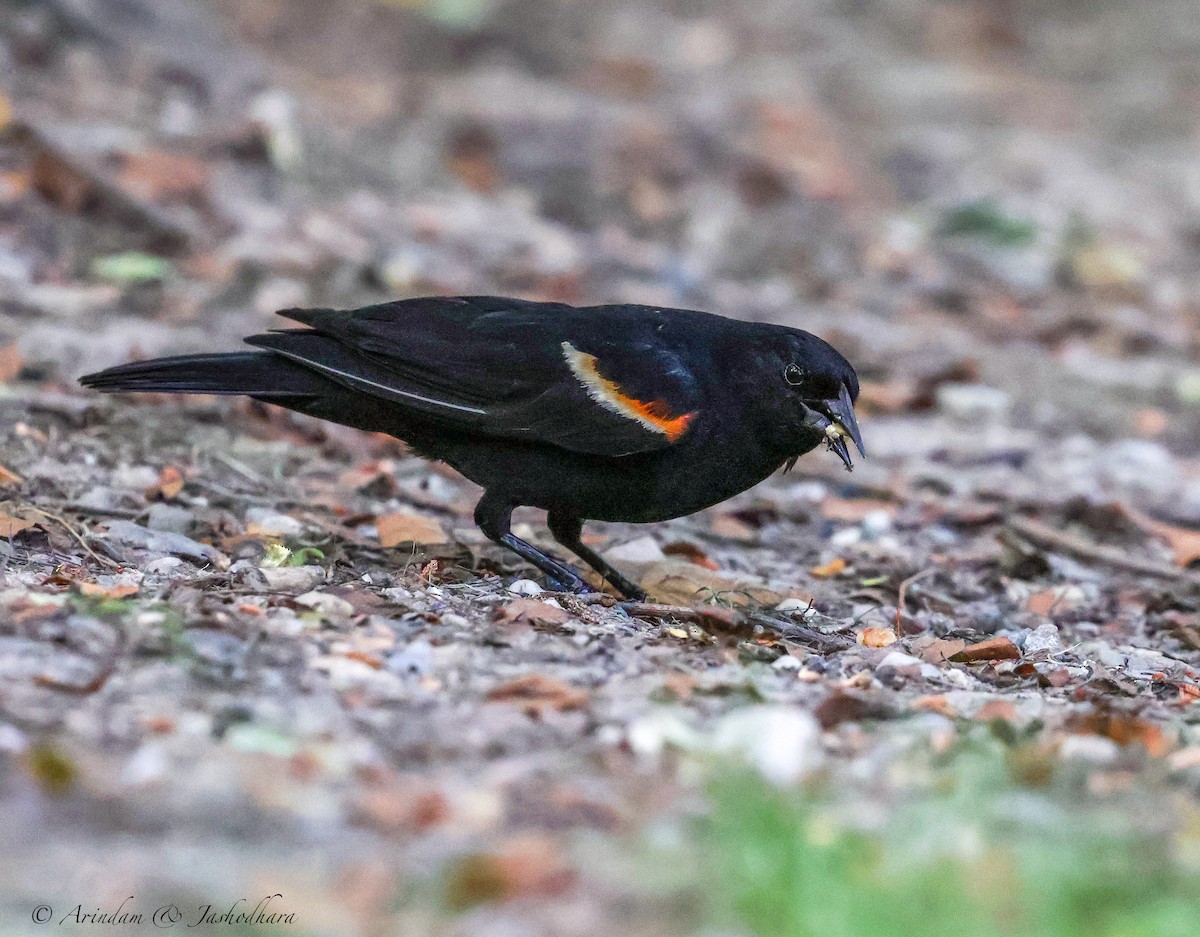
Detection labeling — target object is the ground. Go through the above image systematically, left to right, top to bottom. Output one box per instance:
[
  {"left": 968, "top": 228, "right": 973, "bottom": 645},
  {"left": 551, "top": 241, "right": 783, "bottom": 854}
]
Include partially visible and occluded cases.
[{"left": 2, "top": 1, "right": 1200, "bottom": 935}]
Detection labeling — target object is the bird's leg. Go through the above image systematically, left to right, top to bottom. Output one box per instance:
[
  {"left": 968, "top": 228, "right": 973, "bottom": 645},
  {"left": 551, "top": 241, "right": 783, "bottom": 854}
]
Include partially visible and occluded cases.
[
  {"left": 474, "top": 494, "right": 588, "bottom": 593},
  {"left": 547, "top": 512, "right": 647, "bottom": 601}
]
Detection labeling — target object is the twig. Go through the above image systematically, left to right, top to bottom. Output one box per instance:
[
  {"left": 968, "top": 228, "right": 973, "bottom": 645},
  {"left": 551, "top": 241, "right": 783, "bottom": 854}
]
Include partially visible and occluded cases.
[
  {"left": 26, "top": 507, "right": 121, "bottom": 569},
  {"left": 1008, "top": 516, "right": 1200, "bottom": 586},
  {"left": 896, "top": 566, "right": 940, "bottom": 635}
]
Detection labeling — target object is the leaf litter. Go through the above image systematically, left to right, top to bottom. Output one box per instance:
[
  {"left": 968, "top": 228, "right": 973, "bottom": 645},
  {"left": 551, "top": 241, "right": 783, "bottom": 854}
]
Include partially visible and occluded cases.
[{"left": 3, "top": 0, "right": 1200, "bottom": 933}]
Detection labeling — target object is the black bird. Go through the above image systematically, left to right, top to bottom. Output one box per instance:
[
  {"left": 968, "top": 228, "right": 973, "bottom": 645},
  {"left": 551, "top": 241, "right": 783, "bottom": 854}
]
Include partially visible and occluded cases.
[{"left": 80, "top": 296, "right": 864, "bottom": 599}]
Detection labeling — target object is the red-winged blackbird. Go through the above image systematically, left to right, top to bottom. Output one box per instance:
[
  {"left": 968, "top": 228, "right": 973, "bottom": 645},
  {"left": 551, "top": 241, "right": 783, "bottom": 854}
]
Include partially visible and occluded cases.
[{"left": 80, "top": 296, "right": 863, "bottom": 599}]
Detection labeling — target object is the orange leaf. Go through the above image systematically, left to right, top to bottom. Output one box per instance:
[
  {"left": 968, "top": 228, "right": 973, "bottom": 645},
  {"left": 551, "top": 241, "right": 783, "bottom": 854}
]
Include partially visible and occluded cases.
[
  {"left": 0, "top": 463, "right": 22, "bottom": 487},
  {"left": 147, "top": 466, "right": 185, "bottom": 500},
  {"left": 1125, "top": 507, "right": 1200, "bottom": 568},
  {"left": 376, "top": 512, "right": 447, "bottom": 548},
  {"left": 0, "top": 513, "right": 37, "bottom": 539},
  {"left": 709, "top": 513, "right": 757, "bottom": 541},
  {"left": 810, "top": 557, "right": 847, "bottom": 578},
  {"left": 77, "top": 582, "right": 138, "bottom": 599},
  {"left": 497, "top": 598, "right": 570, "bottom": 628},
  {"left": 951, "top": 637, "right": 1021, "bottom": 663},
  {"left": 343, "top": 649, "right": 384, "bottom": 669}
]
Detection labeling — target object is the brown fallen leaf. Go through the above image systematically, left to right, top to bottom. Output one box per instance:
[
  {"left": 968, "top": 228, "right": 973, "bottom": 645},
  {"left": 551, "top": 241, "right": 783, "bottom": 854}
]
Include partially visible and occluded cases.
[
  {"left": 0, "top": 463, "right": 22, "bottom": 487},
  {"left": 146, "top": 465, "right": 185, "bottom": 500},
  {"left": 1126, "top": 508, "right": 1200, "bottom": 568},
  {"left": 376, "top": 511, "right": 448, "bottom": 548},
  {"left": 0, "top": 512, "right": 38, "bottom": 539},
  {"left": 709, "top": 513, "right": 757, "bottom": 541},
  {"left": 661, "top": 540, "right": 719, "bottom": 570},
  {"left": 810, "top": 557, "right": 848, "bottom": 578},
  {"left": 636, "top": 559, "right": 807, "bottom": 607},
  {"left": 77, "top": 582, "right": 138, "bottom": 599},
  {"left": 1026, "top": 590, "right": 1061, "bottom": 616},
  {"left": 496, "top": 598, "right": 570, "bottom": 628},
  {"left": 912, "top": 637, "right": 967, "bottom": 665},
  {"left": 951, "top": 637, "right": 1021, "bottom": 663},
  {"left": 343, "top": 649, "right": 384, "bottom": 670},
  {"left": 486, "top": 674, "right": 588, "bottom": 716},
  {"left": 815, "top": 689, "right": 896, "bottom": 728},
  {"left": 911, "top": 694, "right": 957, "bottom": 717},
  {"left": 1068, "top": 710, "right": 1171, "bottom": 757},
  {"left": 444, "top": 835, "right": 575, "bottom": 909}
]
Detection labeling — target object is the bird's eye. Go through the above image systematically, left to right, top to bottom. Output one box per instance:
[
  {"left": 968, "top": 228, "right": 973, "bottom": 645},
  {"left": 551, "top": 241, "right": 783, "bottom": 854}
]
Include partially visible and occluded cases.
[{"left": 783, "top": 364, "right": 805, "bottom": 386}]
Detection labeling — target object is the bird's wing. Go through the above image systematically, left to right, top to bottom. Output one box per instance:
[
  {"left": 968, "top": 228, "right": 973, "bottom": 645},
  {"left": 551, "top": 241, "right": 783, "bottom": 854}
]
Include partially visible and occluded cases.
[{"left": 244, "top": 296, "right": 704, "bottom": 456}]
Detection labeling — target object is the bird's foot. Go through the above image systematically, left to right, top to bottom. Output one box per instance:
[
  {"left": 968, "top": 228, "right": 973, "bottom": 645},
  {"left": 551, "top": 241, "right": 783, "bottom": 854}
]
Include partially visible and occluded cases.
[{"left": 546, "top": 572, "right": 591, "bottom": 595}]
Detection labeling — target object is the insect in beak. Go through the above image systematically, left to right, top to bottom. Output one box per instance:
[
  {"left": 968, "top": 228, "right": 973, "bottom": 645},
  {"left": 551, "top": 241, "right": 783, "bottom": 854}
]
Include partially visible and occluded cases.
[{"left": 802, "top": 383, "right": 865, "bottom": 472}]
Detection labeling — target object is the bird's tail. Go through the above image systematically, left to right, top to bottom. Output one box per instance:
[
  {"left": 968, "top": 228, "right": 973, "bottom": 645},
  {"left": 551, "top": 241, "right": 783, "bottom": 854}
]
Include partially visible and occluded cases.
[{"left": 80, "top": 351, "right": 324, "bottom": 397}]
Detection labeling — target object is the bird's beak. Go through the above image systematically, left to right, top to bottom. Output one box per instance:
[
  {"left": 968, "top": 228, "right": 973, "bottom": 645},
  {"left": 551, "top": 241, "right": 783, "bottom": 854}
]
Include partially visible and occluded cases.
[{"left": 802, "top": 383, "right": 866, "bottom": 472}]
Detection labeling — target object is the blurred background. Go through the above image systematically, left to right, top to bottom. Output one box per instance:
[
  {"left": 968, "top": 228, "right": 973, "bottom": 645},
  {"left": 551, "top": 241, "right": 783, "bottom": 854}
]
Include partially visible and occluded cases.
[
  {"left": 3, "top": 0, "right": 1200, "bottom": 445},
  {"left": 4, "top": 2, "right": 1200, "bottom": 936}
]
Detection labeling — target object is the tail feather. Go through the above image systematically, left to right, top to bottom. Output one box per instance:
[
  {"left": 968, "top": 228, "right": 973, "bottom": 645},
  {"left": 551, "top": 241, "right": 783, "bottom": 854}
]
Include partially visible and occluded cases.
[{"left": 80, "top": 351, "right": 325, "bottom": 397}]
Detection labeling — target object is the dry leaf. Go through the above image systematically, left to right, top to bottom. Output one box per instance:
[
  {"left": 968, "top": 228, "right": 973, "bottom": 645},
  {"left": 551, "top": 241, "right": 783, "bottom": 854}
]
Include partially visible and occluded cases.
[
  {"left": 0, "top": 463, "right": 23, "bottom": 487},
  {"left": 147, "top": 465, "right": 185, "bottom": 500},
  {"left": 1127, "top": 508, "right": 1200, "bottom": 568},
  {"left": 376, "top": 511, "right": 448, "bottom": 548},
  {"left": 0, "top": 513, "right": 38, "bottom": 539},
  {"left": 710, "top": 513, "right": 757, "bottom": 541},
  {"left": 661, "top": 540, "right": 719, "bottom": 570},
  {"left": 811, "top": 557, "right": 848, "bottom": 578},
  {"left": 637, "top": 559, "right": 806, "bottom": 607},
  {"left": 77, "top": 582, "right": 138, "bottom": 599},
  {"left": 1026, "top": 590, "right": 1060, "bottom": 616},
  {"left": 496, "top": 598, "right": 570, "bottom": 628},
  {"left": 857, "top": 627, "right": 897, "bottom": 648},
  {"left": 913, "top": 637, "right": 966, "bottom": 664},
  {"left": 951, "top": 637, "right": 1021, "bottom": 663},
  {"left": 343, "top": 649, "right": 384, "bottom": 669},
  {"left": 486, "top": 674, "right": 588, "bottom": 716},
  {"left": 815, "top": 689, "right": 894, "bottom": 728},
  {"left": 911, "top": 694, "right": 956, "bottom": 716},
  {"left": 1068, "top": 710, "right": 1171, "bottom": 757},
  {"left": 444, "top": 835, "right": 575, "bottom": 909}
]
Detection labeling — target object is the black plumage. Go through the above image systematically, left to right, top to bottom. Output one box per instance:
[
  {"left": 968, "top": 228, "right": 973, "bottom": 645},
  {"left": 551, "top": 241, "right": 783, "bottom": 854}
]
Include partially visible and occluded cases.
[{"left": 80, "top": 295, "right": 864, "bottom": 599}]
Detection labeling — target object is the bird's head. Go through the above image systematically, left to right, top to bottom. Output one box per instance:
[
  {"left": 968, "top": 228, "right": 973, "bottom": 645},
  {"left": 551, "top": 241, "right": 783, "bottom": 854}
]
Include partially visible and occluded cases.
[{"left": 767, "top": 329, "right": 865, "bottom": 472}]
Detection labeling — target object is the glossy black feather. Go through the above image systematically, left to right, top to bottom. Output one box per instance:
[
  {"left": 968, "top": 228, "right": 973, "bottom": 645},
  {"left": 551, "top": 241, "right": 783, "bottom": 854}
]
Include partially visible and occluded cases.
[{"left": 80, "top": 295, "right": 862, "bottom": 598}]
